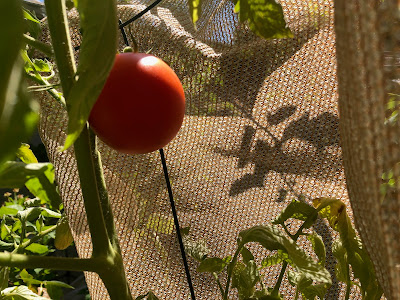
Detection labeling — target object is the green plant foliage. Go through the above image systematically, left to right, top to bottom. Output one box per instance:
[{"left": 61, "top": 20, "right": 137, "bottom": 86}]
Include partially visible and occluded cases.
[
  {"left": 62, "top": 0, "right": 118, "bottom": 150},
  {"left": 233, "top": 0, "right": 293, "bottom": 39},
  {"left": 0, "top": 1, "right": 39, "bottom": 167},
  {"left": 16, "top": 144, "right": 38, "bottom": 164},
  {"left": 0, "top": 146, "right": 61, "bottom": 210},
  {"left": 313, "top": 198, "right": 384, "bottom": 299},
  {"left": 273, "top": 200, "right": 318, "bottom": 229},
  {"left": 238, "top": 225, "right": 331, "bottom": 285},
  {"left": 307, "top": 233, "right": 325, "bottom": 266},
  {"left": 197, "top": 257, "right": 231, "bottom": 273},
  {"left": 1, "top": 285, "right": 48, "bottom": 299}
]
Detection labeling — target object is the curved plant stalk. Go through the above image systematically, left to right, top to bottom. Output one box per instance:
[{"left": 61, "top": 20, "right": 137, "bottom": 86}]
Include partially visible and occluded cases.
[{"left": 27, "top": 0, "right": 131, "bottom": 298}]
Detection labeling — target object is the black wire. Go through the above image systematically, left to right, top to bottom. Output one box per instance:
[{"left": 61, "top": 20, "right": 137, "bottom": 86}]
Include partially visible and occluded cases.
[
  {"left": 74, "top": 0, "right": 162, "bottom": 51},
  {"left": 119, "top": 0, "right": 162, "bottom": 28},
  {"left": 74, "top": 4, "right": 196, "bottom": 297},
  {"left": 120, "top": 9, "right": 196, "bottom": 298},
  {"left": 118, "top": 19, "right": 129, "bottom": 45},
  {"left": 159, "top": 149, "right": 196, "bottom": 300}
]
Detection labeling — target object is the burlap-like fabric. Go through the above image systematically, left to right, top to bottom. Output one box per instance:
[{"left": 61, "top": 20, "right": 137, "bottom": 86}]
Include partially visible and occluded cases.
[
  {"left": 37, "top": 0, "right": 398, "bottom": 298},
  {"left": 335, "top": 0, "right": 400, "bottom": 299}
]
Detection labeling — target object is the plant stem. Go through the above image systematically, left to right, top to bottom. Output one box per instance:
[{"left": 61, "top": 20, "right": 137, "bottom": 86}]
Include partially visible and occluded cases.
[
  {"left": 43, "top": 0, "right": 76, "bottom": 94},
  {"left": 43, "top": 1, "right": 132, "bottom": 299},
  {"left": 23, "top": 34, "right": 53, "bottom": 57},
  {"left": 25, "top": 72, "right": 65, "bottom": 107},
  {"left": 74, "top": 125, "right": 111, "bottom": 257},
  {"left": 88, "top": 129, "right": 120, "bottom": 250},
  {"left": 272, "top": 212, "right": 318, "bottom": 295},
  {"left": 13, "top": 224, "right": 57, "bottom": 254},
  {"left": 223, "top": 246, "right": 242, "bottom": 300},
  {"left": 0, "top": 252, "right": 102, "bottom": 273},
  {"left": 271, "top": 261, "right": 288, "bottom": 296},
  {"left": 212, "top": 272, "right": 225, "bottom": 298},
  {"left": 345, "top": 283, "right": 351, "bottom": 300}
]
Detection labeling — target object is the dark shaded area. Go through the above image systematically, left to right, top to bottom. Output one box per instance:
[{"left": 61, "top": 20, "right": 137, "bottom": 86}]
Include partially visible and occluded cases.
[{"left": 215, "top": 110, "right": 341, "bottom": 196}]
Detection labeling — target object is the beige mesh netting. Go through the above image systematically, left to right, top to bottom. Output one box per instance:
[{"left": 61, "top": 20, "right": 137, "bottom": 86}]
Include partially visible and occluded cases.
[{"left": 37, "top": 0, "right": 399, "bottom": 299}]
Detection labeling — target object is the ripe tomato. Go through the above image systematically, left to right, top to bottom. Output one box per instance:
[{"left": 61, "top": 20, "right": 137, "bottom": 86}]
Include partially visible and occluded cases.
[{"left": 88, "top": 53, "right": 185, "bottom": 154}]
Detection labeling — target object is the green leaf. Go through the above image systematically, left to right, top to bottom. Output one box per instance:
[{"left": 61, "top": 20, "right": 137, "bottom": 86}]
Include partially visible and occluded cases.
[
  {"left": 0, "top": 0, "right": 24, "bottom": 121},
  {"left": 62, "top": 0, "right": 118, "bottom": 150},
  {"left": 233, "top": 0, "right": 293, "bottom": 40},
  {"left": 23, "top": 9, "right": 41, "bottom": 40},
  {"left": 23, "top": 9, "right": 40, "bottom": 24},
  {"left": 16, "top": 144, "right": 38, "bottom": 164},
  {"left": 0, "top": 161, "right": 61, "bottom": 209},
  {"left": 0, "top": 162, "right": 49, "bottom": 188},
  {"left": 25, "top": 171, "right": 62, "bottom": 209},
  {"left": 312, "top": 198, "right": 346, "bottom": 230},
  {"left": 316, "top": 198, "right": 383, "bottom": 298},
  {"left": 273, "top": 200, "right": 318, "bottom": 229},
  {"left": 0, "top": 207, "right": 19, "bottom": 217},
  {"left": 18, "top": 207, "right": 61, "bottom": 222},
  {"left": 238, "top": 225, "right": 286, "bottom": 251},
  {"left": 239, "top": 225, "right": 331, "bottom": 285},
  {"left": 307, "top": 232, "right": 326, "bottom": 266},
  {"left": 182, "top": 234, "right": 210, "bottom": 262},
  {"left": 331, "top": 239, "right": 349, "bottom": 283},
  {"left": 0, "top": 240, "right": 14, "bottom": 251},
  {"left": 25, "top": 243, "right": 48, "bottom": 255},
  {"left": 240, "top": 246, "right": 254, "bottom": 264},
  {"left": 261, "top": 250, "right": 291, "bottom": 268},
  {"left": 197, "top": 257, "right": 229, "bottom": 273},
  {"left": 232, "top": 260, "right": 259, "bottom": 299},
  {"left": 0, "top": 267, "right": 9, "bottom": 290},
  {"left": 20, "top": 269, "right": 42, "bottom": 286},
  {"left": 288, "top": 270, "right": 330, "bottom": 299},
  {"left": 44, "top": 280, "right": 74, "bottom": 289},
  {"left": 45, "top": 280, "right": 74, "bottom": 300},
  {"left": 1, "top": 285, "right": 48, "bottom": 299},
  {"left": 45, "top": 285, "right": 63, "bottom": 300}
]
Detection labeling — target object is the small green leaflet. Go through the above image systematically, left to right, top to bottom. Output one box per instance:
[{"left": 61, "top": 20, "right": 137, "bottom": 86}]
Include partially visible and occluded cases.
[
  {"left": 233, "top": 0, "right": 293, "bottom": 40},
  {"left": 16, "top": 144, "right": 38, "bottom": 164},
  {"left": 0, "top": 161, "right": 61, "bottom": 209},
  {"left": 0, "top": 162, "right": 50, "bottom": 188},
  {"left": 273, "top": 200, "right": 318, "bottom": 229},
  {"left": 17, "top": 207, "right": 61, "bottom": 222},
  {"left": 307, "top": 232, "right": 326, "bottom": 266},
  {"left": 25, "top": 243, "right": 49, "bottom": 255},
  {"left": 197, "top": 257, "right": 230, "bottom": 273},
  {"left": 20, "top": 269, "right": 42, "bottom": 285},
  {"left": 1, "top": 285, "right": 49, "bottom": 299}
]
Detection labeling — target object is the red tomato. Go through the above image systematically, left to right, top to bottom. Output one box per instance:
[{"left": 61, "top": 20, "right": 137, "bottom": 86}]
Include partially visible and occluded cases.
[{"left": 88, "top": 53, "right": 185, "bottom": 154}]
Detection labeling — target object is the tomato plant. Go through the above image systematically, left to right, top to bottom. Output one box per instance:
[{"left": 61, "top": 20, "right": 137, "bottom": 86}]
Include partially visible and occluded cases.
[{"left": 89, "top": 52, "right": 186, "bottom": 154}]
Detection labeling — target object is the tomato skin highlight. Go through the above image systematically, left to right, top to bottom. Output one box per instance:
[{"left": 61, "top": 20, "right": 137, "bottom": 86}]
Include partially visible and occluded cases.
[{"left": 88, "top": 53, "right": 185, "bottom": 154}]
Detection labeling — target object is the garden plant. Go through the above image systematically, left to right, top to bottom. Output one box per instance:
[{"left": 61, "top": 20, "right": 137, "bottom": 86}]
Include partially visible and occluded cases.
[{"left": 0, "top": 0, "right": 388, "bottom": 299}]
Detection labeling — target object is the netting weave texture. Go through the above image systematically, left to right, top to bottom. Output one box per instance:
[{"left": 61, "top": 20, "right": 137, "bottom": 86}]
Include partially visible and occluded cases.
[{"left": 37, "top": 0, "right": 399, "bottom": 299}]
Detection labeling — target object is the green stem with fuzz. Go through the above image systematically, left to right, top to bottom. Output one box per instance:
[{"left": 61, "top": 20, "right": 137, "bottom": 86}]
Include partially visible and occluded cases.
[{"left": 41, "top": 1, "right": 132, "bottom": 299}]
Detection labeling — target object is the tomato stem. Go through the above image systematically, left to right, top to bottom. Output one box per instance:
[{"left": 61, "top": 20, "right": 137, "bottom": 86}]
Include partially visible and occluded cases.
[{"left": 41, "top": 1, "right": 132, "bottom": 299}]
